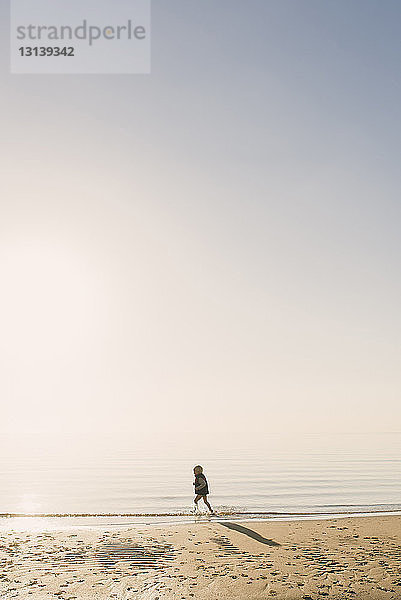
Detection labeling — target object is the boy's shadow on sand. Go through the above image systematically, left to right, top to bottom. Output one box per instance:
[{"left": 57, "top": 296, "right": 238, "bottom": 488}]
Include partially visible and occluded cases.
[{"left": 219, "top": 522, "right": 280, "bottom": 546}]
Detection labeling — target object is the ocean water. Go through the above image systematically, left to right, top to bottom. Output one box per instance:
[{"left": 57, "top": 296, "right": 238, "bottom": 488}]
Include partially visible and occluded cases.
[{"left": 1, "top": 432, "right": 400, "bottom": 522}]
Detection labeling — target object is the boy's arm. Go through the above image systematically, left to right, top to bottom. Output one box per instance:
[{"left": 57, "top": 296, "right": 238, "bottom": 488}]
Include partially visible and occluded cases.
[{"left": 194, "top": 477, "right": 207, "bottom": 492}]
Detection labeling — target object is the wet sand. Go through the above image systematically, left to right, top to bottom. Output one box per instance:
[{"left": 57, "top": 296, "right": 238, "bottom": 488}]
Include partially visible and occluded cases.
[{"left": 1, "top": 515, "right": 400, "bottom": 599}]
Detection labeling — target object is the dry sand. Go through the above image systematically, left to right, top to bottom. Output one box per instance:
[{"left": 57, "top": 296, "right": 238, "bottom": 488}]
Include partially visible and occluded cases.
[{"left": 1, "top": 515, "right": 401, "bottom": 599}]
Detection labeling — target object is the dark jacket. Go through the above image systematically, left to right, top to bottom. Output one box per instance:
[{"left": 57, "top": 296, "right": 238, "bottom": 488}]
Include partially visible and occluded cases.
[{"left": 194, "top": 473, "right": 209, "bottom": 495}]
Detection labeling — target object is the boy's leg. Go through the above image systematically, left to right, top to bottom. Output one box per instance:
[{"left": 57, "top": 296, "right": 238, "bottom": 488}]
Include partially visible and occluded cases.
[
  {"left": 194, "top": 495, "right": 202, "bottom": 510},
  {"left": 202, "top": 495, "right": 213, "bottom": 513}
]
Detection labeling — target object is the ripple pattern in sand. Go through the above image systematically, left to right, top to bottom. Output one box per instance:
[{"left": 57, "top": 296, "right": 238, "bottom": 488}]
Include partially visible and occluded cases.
[{"left": 0, "top": 534, "right": 176, "bottom": 579}]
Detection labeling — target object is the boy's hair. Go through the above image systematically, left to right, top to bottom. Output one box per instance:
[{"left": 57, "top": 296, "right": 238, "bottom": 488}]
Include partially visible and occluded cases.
[{"left": 193, "top": 465, "right": 203, "bottom": 474}]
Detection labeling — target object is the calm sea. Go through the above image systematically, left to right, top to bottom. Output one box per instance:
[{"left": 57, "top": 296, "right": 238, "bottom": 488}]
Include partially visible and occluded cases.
[{"left": 1, "top": 432, "right": 400, "bottom": 524}]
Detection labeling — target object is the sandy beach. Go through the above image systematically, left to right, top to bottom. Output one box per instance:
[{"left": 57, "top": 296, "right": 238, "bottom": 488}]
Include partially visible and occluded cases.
[{"left": 1, "top": 515, "right": 400, "bottom": 599}]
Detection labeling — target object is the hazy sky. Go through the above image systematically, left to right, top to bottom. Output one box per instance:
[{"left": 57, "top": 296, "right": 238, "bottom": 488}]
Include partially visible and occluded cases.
[{"left": 0, "top": 1, "right": 400, "bottom": 437}]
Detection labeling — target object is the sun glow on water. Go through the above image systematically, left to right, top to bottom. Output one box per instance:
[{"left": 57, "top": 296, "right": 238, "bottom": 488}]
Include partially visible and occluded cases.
[{"left": 16, "top": 493, "right": 42, "bottom": 515}]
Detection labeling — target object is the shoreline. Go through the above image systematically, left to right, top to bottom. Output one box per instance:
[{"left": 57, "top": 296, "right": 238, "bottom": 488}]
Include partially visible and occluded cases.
[
  {"left": 1, "top": 508, "right": 401, "bottom": 531},
  {"left": 2, "top": 508, "right": 401, "bottom": 517}
]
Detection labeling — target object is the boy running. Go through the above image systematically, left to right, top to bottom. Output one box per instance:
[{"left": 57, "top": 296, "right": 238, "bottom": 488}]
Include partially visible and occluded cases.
[{"left": 193, "top": 465, "right": 214, "bottom": 514}]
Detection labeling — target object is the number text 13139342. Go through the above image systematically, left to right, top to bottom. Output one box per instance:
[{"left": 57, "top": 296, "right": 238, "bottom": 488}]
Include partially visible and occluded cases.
[{"left": 19, "top": 47, "right": 75, "bottom": 56}]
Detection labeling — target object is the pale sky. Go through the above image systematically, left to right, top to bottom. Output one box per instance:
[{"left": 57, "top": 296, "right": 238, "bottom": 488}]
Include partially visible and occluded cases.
[{"left": 0, "top": 1, "right": 400, "bottom": 437}]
